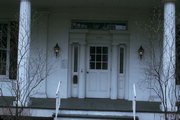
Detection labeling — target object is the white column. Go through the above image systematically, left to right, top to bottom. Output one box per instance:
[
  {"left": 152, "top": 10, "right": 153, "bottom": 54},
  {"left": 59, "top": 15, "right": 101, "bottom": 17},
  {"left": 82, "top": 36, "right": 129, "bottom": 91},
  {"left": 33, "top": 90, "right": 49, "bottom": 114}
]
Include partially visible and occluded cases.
[
  {"left": 18, "top": 0, "right": 31, "bottom": 106},
  {"left": 162, "top": 0, "right": 176, "bottom": 111},
  {"left": 78, "top": 43, "right": 86, "bottom": 98},
  {"left": 111, "top": 45, "right": 118, "bottom": 99}
]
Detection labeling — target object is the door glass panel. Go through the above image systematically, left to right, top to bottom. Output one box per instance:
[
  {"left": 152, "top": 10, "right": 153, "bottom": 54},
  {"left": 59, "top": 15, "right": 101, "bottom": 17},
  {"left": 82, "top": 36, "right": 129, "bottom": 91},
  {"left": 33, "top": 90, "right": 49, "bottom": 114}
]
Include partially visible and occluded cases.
[
  {"left": 89, "top": 46, "right": 108, "bottom": 70},
  {"left": 90, "top": 47, "right": 95, "bottom": 53},
  {"left": 96, "top": 47, "right": 102, "bottom": 54},
  {"left": 103, "top": 47, "right": 108, "bottom": 54},
  {"left": 120, "top": 47, "right": 124, "bottom": 73},
  {"left": 90, "top": 54, "right": 95, "bottom": 61},
  {"left": 96, "top": 55, "right": 101, "bottom": 61},
  {"left": 103, "top": 55, "right": 108, "bottom": 61},
  {"left": 90, "top": 62, "right": 95, "bottom": 69},
  {"left": 96, "top": 62, "right": 101, "bottom": 69},
  {"left": 102, "top": 62, "right": 108, "bottom": 69}
]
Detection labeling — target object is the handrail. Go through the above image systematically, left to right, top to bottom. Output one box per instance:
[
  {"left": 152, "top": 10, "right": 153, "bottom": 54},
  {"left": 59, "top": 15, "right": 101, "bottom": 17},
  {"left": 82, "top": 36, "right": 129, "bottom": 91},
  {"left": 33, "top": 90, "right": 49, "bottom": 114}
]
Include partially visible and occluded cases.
[
  {"left": 55, "top": 81, "right": 61, "bottom": 120},
  {"left": 133, "top": 84, "right": 136, "bottom": 120}
]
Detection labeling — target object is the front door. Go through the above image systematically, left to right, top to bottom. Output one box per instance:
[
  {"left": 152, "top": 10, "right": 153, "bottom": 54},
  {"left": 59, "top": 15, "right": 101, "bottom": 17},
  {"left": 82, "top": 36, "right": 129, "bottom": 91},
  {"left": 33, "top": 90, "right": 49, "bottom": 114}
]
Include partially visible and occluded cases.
[{"left": 86, "top": 46, "right": 110, "bottom": 98}]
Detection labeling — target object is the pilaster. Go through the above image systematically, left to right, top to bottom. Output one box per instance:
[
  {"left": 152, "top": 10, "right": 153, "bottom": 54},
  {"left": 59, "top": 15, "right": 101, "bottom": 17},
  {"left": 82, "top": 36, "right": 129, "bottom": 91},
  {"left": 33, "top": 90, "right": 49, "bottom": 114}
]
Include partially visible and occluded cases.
[{"left": 110, "top": 44, "right": 118, "bottom": 99}]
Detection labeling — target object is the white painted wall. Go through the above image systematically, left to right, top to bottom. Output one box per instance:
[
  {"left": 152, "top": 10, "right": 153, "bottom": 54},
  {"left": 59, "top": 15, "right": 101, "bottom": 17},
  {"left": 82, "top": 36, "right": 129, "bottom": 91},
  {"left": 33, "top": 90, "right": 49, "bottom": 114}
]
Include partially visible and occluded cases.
[{"left": 0, "top": 7, "right": 161, "bottom": 102}]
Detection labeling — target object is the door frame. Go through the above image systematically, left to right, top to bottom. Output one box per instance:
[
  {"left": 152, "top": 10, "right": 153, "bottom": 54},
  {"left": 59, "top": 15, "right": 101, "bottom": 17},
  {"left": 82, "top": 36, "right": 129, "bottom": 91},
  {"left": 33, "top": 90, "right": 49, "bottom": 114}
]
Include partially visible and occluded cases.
[{"left": 68, "top": 31, "right": 130, "bottom": 100}]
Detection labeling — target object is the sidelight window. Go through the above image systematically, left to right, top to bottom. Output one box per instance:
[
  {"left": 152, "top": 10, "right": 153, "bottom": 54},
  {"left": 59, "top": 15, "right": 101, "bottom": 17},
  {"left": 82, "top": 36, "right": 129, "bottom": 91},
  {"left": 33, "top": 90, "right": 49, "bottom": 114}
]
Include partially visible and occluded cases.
[{"left": 119, "top": 47, "right": 124, "bottom": 74}]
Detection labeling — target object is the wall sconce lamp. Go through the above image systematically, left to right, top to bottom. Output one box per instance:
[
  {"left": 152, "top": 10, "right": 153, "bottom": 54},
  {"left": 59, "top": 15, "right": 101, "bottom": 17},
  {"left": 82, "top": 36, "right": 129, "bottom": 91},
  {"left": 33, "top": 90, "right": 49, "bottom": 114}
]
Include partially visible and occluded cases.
[
  {"left": 54, "top": 43, "right": 60, "bottom": 57},
  {"left": 138, "top": 46, "right": 144, "bottom": 59}
]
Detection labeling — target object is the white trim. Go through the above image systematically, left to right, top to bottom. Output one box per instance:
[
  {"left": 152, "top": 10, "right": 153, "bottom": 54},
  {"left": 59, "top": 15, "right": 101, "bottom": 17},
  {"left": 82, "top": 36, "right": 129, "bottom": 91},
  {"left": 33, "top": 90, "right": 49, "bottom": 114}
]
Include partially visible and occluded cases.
[
  {"left": 69, "top": 30, "right": 130, "bottom": 99},
  {"left": 71, "top": 43, "right": 80, "bottom": 97},
  {"left": 118, "top": 44, "right": 126, "bottom": 99}
]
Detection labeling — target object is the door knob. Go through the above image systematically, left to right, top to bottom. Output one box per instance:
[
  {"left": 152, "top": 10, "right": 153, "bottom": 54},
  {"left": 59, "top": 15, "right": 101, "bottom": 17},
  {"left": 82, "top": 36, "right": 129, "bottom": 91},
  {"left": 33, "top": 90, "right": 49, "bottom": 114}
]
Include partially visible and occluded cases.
[{"left": 87, "top": 71, "right": 89, "bottom": 74}]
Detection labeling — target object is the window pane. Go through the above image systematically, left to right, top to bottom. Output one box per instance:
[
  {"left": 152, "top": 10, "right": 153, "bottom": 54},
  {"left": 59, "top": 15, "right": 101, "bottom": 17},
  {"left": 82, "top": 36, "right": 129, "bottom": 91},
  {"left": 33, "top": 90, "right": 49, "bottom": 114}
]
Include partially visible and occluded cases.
[
  {"left": 9, "top": 21, "right": 18, "bottom": 79},
  {"left": 0, "top": 24, "right": 8, "bottom": 49},
  {"left": 176, "top": 25, "right": 180, "bottom": 84},
  {"left": 74, "top": 46, "right": 78, "bottom": 72},
  {"left": 90, "top": 47, "right": 95, "bottom": 53},
  {"left": 96, "top": 47, "right": 101, "bottom": 54},
  {"left": 103, "top": 47, "right": 108, "bottom": 54},
  {"left": 120, "top": 48, "right": 124, "bottom": 73},
  {"left": 0, "top": 50, "right": 7, "bottom": 75},
  {"left": 90, "top": 54, "right": 95, "bottom": 61},
  {"left": 96, "top": 55, "right": 102, "bottom": 61},
  {"left": 103, "top": 55, "right": 108, "bottom": 62},
  {"left": 90, "top": 62, "right": 95, "bottom": 69},
  {"left": 96, "top": 62, "right": 101, "bottom": 69},
  {"left": 102, "top": 63, "right": 108, "bottom": 70}
]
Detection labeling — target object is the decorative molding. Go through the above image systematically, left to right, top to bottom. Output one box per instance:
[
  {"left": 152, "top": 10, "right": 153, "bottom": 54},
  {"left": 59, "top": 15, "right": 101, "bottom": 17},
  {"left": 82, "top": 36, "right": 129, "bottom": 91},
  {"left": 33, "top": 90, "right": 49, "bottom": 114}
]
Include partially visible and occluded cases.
[
  {"left": 69, "top": 29, "right": 88, "bottom": 34},
  {"left": 69, "top": 33, "right": 86, "bottom": 44},
  {"left": 86, "top": 34, "right": 111, "bottom": 44},
  {"left": 112, "top": 34, "right": 130, "bottom": 45}
]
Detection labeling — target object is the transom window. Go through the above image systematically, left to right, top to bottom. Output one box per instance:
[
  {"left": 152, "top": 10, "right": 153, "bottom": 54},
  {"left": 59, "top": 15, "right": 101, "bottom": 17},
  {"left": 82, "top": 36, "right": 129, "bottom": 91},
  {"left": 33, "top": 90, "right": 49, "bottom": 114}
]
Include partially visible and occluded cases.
[
  {"left": 71, "top": 21, "right": 127, "bottom": 31},
  {"left": 0, "top": 24, "right": 8, "bottom": 75},
  {"left": 89, "top": 46, "right": 108, "bottom": 70}
]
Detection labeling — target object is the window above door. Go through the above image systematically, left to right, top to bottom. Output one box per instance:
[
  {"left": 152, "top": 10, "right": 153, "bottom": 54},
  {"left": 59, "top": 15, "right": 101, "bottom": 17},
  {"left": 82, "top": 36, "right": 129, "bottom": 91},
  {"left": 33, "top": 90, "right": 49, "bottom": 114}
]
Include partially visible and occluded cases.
[{"left": 71, "top": 20, "right": 128, "bottom": 31}]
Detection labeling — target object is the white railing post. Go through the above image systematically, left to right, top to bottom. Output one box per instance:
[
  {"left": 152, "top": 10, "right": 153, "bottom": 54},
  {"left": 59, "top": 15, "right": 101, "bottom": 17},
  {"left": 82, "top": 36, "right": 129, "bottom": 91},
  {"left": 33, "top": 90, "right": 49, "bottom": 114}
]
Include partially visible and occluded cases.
[
  {"left": 55, "top": 81, "right": 61, "bottom": 120},
  {"left": 133, "top": 84, "right": 136, "bottom": 120}
]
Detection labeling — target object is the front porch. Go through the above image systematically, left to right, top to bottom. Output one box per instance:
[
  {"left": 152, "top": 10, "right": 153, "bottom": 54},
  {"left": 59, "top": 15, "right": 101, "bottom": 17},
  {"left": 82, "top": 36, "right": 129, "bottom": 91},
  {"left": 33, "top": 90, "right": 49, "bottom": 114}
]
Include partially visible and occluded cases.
[
  {"left": 0, "top": 0, "right": 180, "bottom": 119},
  {"left": 0, "top": 97, "right": 162, "bottom": 119},
  {"left": 0, "top": 97, "right": 161, "bottom": 114},
  {"left": 0, "top": 97, "right": 161, "bottom": 112}
]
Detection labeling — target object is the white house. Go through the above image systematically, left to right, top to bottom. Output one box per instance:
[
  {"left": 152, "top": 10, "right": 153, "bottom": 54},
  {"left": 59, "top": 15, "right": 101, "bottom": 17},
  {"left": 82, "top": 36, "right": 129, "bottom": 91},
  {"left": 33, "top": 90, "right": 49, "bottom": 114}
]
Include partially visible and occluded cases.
[{"left": 0, "top": 0, "right": 179, "bottom": 120}]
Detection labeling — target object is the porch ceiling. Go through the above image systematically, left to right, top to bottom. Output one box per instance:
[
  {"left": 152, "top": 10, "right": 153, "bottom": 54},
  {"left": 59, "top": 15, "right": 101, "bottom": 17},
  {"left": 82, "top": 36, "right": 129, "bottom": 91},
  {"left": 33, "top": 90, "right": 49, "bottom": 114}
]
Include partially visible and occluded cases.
[
  {"left": 0, "top": 0, "right": 163, "bottom": 9},
  {"left": 1, "top": 0, "right": 180, "bottom": 12},
  {"left": 31, "top": 0, "right": 158, "bottom": 9}
]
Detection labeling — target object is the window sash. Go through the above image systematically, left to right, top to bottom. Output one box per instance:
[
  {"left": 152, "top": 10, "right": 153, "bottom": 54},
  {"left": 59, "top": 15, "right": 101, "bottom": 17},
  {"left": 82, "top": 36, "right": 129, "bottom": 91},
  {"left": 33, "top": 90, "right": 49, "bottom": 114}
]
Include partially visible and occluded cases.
[{"left": 0, "top": 23, "right": 10, "bottom": 77}]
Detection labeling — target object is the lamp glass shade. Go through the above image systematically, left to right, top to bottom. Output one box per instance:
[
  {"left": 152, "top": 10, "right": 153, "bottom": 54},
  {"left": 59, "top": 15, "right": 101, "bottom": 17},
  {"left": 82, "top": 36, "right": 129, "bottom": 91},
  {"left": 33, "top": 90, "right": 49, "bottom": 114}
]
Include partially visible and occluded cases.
[
  {"left": 54, "top": 43, "right": 60, "bottom": 56},
  {"left": 138, "top": 46, "right": 144, "bottom": 58}
]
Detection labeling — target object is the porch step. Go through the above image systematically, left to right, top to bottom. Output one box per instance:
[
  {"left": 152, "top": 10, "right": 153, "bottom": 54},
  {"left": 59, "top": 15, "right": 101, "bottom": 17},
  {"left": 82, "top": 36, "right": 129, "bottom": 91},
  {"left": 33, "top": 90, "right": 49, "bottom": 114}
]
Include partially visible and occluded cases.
[{"left": 55, "top": 110, "right": 138, "bottom": 120}]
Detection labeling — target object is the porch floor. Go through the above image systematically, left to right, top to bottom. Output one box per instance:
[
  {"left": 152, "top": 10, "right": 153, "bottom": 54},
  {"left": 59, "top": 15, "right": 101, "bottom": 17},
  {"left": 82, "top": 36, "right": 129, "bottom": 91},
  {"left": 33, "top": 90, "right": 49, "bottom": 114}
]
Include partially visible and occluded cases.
[
  {"left": 0, "top": 97, "right": 161, "bottom": 113},
  {"left": 59, "top": 98, "right": 161, "bottom": 113}
]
